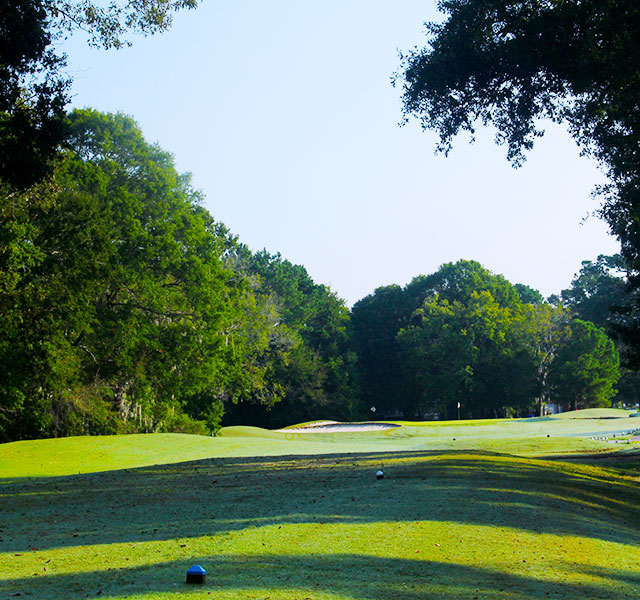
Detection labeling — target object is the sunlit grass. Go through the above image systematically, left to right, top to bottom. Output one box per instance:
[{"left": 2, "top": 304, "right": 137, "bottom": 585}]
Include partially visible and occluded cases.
[
  {"left": 4, "top": 410, "right": 639, "bottom": 479},
  {"left": 2, "top": 411, "right": 640, "bottom": 598},
  {"left": 4, "top": 521, "right": 640, "bottom": 599}
]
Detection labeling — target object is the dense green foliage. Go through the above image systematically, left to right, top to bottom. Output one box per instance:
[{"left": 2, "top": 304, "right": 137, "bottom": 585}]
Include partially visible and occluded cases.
[
  {"left": 0, "top": 0, "right": 198, "bottom": 190},
  {"left": 396, "top": 0, "right": 640, "bottom": 353},
  {"left": 0, "top": 109, "right": 631, "bottom": 440},
  {"left": 0, "top": 110, "right": 359, "bottom": 441},
  {"left": 0, "top": 110, "right": 250, "bottom": 440},
  {"left": 0, "top": 112, "right": 628, "bottom": 440},
  {"left": 223, "top": 249, "right": 358, "bottom": 428},
  {"left": 558, "top": 254, "right": 640, "bottom": 405},
  {"left": 559, "top": 254, "right": 627, "bottom": 330},
  {"left": 353, "top": 261, "right": 620, "bottom": 419},
  {"left": 548, "top": 319, "right": 620, "bottom": 410}
]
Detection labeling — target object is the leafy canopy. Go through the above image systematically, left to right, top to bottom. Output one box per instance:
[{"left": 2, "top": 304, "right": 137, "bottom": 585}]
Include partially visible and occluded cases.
[
  {"left": 0, "top": 0, "right": 199, "bottom": 189},
  {"left": 396, "top": 0, "right": 640, "bottom": 285},
  {"left": 0, "top": 109, "right": 252, "bottom": 440}
]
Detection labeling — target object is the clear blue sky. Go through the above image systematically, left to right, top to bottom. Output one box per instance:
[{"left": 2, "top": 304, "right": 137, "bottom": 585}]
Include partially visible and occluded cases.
[{"left": 62, "top": 1, "right": 619, "bottom": 306}]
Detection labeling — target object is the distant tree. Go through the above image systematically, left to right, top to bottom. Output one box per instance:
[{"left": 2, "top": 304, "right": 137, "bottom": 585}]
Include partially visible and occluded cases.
[
  {"left": 224, "top": 249, "right": 358, "bottom": 428},
  {"left": 559, "top": 255, "right": 640, "bottom": 405},
  {"left": 560, "top": 255, "right": 626, "bottom": 330},
  {"left": 354, "top": 260, "right": 534, "bottom": 418},
  {"left": 406, "top": 260, "right": 521, "bottom": 309},
  {"left": 515, "top": 284, "right": 544, "bottom": 306},
  {"left": 350, "top": 285, "right": 408, "bottom": 416},
  {"left": 398, "top": 290, "right": 537, "bottom": 419},
  {"left": 396, "top": 298, "right": 474, "bottom": 419},
  {"left": 520, "top": 302, "right": 571, "bottom": 415},
  {"left": 549, "top": 319, "right": 620, "bottom": 411},
  {"left": 612, "top": 369, "right": 640, "bottom": 408}
]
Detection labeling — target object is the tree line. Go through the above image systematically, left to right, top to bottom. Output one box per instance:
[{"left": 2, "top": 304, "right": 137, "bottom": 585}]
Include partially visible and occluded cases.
[
  {"left": 2, "top": 0, "right": 640, "bottom": 441},
  {"left": 0, "top": 108, "right": 633, "bottom": 442},
  {"left": 0, "top": 109, "right": 359, "bottom": 440},
  {"left": 352, "top": 260, "right": 628, "bottom": 421}
]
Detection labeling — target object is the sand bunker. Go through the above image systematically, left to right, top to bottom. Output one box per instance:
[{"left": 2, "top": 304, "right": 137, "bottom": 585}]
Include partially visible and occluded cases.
[{"left": 279, "top": 421, "right": 401, "bottom": 433}]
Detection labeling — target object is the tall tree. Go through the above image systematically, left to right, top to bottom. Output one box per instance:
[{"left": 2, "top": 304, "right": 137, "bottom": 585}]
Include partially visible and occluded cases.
[
  {"left": 0, "top": 0, "right": 198, "bottom": 190},
  {"left": 396, "top": 0, "right": 640, "bottom": 347},
  {"left": 0, "top": 109, "right": 255, "bottom": 441},
  {"left": 548, "top": 319, "right": 620, "bottom": 410}
]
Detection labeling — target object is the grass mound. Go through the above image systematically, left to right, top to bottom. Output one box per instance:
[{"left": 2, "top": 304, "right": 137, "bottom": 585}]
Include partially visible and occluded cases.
[
  {"left": 547, "top": 407, "right": 636, "bottom": 419},
  {"left": 219, "top": 425, "right": 287, "bottom": 438}
]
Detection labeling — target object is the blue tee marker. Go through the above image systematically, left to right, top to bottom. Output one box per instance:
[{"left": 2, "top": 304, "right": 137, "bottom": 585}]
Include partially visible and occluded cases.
[{"left": 186, "top": 564, "right": 206, "bottom": 584}]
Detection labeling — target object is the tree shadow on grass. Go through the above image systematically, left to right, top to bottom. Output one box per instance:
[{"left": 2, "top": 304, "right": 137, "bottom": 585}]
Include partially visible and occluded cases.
[
  {"left": 549, "top": 448, "right": 640, "bottom": 476},
  {"left": 2, "top": 450, "right": 640, "bottom": 554},
  {"left": 2, "top": 552, "right": 640, "bottom": 600}
]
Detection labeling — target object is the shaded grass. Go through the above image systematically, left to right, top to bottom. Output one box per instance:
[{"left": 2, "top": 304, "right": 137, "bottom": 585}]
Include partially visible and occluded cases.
[
  {"left": 2, "top": 412, "right": 640, "bottom": 599},
  {"left": 2, "top": 450, "right": 640, "bottom": 599},
  {"left": 4, "top": 550, "right": 640, "bottom": 600}
]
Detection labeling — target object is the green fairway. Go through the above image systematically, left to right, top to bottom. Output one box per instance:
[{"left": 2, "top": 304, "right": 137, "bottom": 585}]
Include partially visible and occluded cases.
[
  {"left": 2, "top": 409, "right": 638, "bottom": 479},
  {"left": 1, "top": 411, "right": 640, "bottom": 599}
]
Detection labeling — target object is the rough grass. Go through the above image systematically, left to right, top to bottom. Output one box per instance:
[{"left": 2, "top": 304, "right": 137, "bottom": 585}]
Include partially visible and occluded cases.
[{"left": 2, "top": 411, "right": 640, "bottom": 599}]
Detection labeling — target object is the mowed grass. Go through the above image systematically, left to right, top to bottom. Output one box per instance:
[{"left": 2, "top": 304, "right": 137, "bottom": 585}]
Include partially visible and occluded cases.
[
  {"left": 3, "top": 408, "right": 638, "bottom": 479},
  {"left": 1, "top": 410, "right": 640, "bottom": 599}
]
